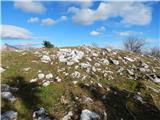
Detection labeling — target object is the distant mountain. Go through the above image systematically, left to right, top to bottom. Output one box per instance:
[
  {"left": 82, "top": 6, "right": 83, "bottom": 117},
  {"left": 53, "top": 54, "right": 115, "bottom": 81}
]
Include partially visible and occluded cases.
[{"left": 0, "top": 44, "right": 19, "bottom": 51}]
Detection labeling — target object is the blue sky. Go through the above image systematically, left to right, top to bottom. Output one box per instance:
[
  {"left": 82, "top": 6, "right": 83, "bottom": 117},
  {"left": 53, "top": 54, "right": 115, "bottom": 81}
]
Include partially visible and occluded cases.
[{"left": 1, "top": 0, "right": 160, "bottom": 49}]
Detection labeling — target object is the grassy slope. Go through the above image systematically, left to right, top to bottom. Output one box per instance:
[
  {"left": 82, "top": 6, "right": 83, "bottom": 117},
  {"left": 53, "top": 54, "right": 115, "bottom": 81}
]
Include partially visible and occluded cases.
[{"left": 1, "top": 47, "right": 160, "bottom": 120}]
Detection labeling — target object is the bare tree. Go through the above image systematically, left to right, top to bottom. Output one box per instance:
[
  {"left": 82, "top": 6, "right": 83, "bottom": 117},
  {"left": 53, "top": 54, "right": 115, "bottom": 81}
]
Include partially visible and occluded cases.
[
  {"left": 123, "top": 36, "right": 145, "bottom": 53},
  {"left": 150, "top": 47, "right": 160, "bottom": 59}
]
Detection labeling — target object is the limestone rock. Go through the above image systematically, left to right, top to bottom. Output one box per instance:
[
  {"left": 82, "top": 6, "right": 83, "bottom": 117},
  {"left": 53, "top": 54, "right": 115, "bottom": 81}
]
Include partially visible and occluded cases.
[
  {"left": 80, "top": 109, "right": 100, "bottom": 120},
  {"left": 1, "top": 111, "right": 18, "bottom": 120}
]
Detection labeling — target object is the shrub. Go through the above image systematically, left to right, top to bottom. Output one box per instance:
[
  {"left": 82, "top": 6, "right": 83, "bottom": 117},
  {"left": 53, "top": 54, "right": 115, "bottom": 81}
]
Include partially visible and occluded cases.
[{"left": 43, "top": 41, "right": 54, "bottom": 48}]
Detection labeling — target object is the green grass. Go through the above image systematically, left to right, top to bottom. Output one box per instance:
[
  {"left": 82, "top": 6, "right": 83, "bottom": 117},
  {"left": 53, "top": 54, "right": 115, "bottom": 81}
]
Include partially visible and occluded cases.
[{"left": 1, "top": 48, "right": 160, "bottom": 119}]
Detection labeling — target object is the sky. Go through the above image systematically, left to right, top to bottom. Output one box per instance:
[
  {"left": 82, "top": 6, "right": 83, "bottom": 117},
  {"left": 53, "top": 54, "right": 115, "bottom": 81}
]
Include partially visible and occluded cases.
[{"left": 1, "top": 0, "right": 160, "bottom": 49}]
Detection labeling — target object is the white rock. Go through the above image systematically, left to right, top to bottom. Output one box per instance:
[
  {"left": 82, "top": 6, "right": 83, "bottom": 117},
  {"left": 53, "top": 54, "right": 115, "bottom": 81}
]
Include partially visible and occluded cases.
[
  {"left": 106, "top": 48, "right": 112, "bottom": 52},
  {"left": 57, "top": 49, "right": 84, "bottom": 65},
  {"left": 112, "top": 52, "right": 117, "bottom": 55},
  {"left": 92, "top": 53, "right": 98, "bottom": 57},
  {"left": 41, "top": 55, "right": 51, "bottom": 63},
  {"left": 86, "top": 57, "right": 92, "bottom": 62},
  {"left": 124, "top": 57, "right": 134, "bottom": 62},
  {"left": 102, "top": 59, "right": 109, "bottom": 65},
  {"left": 111, "top": 59, "right": 119, "bottom": 65},
  {"left": 67, "top": 61, "right": 75, "bottom": 66},
  {"left": 142, "top": 62, "right": 149, "bottom": 69},
  {"left": 80, "top": 63, "right": 91, "bottom": 69},
  {"left": 94, "top": 63, "right": 100, "bottom": 67},
  {"left": 75, "top": 65, "right": 79, "bottom": 69},
  {"left": 0, "top": 66, "right": 6, "bottom": 73},
  {"left": 23, "top": 67, "right": 31, "bottom": 71},
  {"left": 92, "top": 67, "right": 96, "bottom": 72},
  {"left": 117, "top": 67, "right": 124, "bottom": 74},
  {"left": 140, "top": 68, "right": 150, "bottom": 72},
  {"left": 127, "top": 69, "right": 134, "bottom": 75},
  {"left": 71, "top": 71, "right": 81, "bottom": 78},
  {"left": 38, "top": 73, "right": 45, "bottom": 79},
  {"left": 46, "top": 73, "right": 53, "bottom": 79},
  {"left": 146, "top": 74, "right": 160, "bottom": 83},
  {"left": 55, "top": 76, "right": 62, "bottom": 82},
  {"left": 82, "top": 76, "right": 87, "bottom": 81},
  {"left": 153, "top": 77, "right": 160, "bottom": 83},
  {"left": 30, "top": 78, "right": 37, "bottom": 83},
  {"left": 72, "top": 80, "right": 78, "bottom": 85},
  {"left": 43, "top": 81, "right": 50, "bottom": 86},
  {"left": 97, "top": 83, "right": 103, "bottom": 88},
  {"left": 1, "top": 92, "right": 16, "bottom": 102},
  {"left": 134, "top": 95, "right": 145, "bottom": 104},
  {"left": 84, "top": 97, "right": 93, "bottom": 103},
  {"left": 33, "top": 107, "right": 51, "bottom": 120},
  {"left": 80, "top": 109, "right": 100, "bottom": 120},
  {"left": 1, "top": 111, "right": 18, "bottom": 120},
  {"left": 62, "top": 111, "right": 73, "bottom": 120}
]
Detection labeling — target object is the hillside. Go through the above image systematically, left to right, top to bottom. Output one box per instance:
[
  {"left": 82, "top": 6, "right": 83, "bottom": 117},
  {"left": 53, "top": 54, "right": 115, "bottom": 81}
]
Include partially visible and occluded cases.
[{"left": 1, "top": 46, "right": 160, "bottom": 120}]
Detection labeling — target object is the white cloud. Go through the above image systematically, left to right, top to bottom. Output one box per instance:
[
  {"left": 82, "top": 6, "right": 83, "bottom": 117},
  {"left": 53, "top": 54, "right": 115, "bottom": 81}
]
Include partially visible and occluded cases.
[
  {"left": 14, "top": 0, "right": 45, "bottom": 14},
  {"left": 68, "top": 2, "right": 152, "bottom": 26},
  {"left": 40, "top": 16, "right": 67, "bottom": 26},
  {"left": 59, "top": 16, "right": 68, "bottom": 22},
  {"left": 27, "top": 17, "right": 39, "bottom": 23},
  {"left": 41, "top": 18, "right": 55, "bottom": 26},
  {"left": 0, "top": 25, "right": 34, "bottom": 40},
  {"left": 90, "top": 26, "right": 106, "bottom": 36},
  {"left": 97, "top": 26, "right": 105, "bottom": 32},
  {"left": 90, "top": 30, "right": 100, "bottom": 36},
  {"left": 117, "top": 31, "right": 144, "bottom": 36},
  {"left": 118, "top": 32, "right": 130, "bottom": 36},
  {"left": 15, "top": 42, "right": 41, "bottom": 47}
]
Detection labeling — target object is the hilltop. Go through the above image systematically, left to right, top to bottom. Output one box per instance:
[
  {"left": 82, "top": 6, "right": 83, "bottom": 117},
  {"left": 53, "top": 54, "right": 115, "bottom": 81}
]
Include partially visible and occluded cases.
[{"left": 1, "top": 45, "right": 160, "bottom": 120}]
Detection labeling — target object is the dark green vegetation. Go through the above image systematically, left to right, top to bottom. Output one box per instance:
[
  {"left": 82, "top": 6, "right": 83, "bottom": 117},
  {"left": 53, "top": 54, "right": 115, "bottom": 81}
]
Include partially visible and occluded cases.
[
  {"left": 43, "top": 40, "right": 54, "bottom": 48},
  {"left": 1, "top": 47, "right": 160, "bottom": 120}
]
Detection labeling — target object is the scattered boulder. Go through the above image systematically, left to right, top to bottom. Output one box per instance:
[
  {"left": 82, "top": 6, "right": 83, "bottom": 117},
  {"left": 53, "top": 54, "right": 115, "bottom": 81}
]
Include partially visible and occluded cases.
[
  {"left": 106, "top": 48, "right": 112, "bottom": 52},
  {"left": 57, "top": 49, "right": 84, "bottom": 65},
  {"left": 92, "top": 53, "right": 98, "bottom": 57},
  {"left": 41, "top": 55, "right": 51, "bottom": 63},
  {"left": 124, "top": 57, "right": 134, "bottom": 62},
  {"left": 102, "top": 59, "right": 109, "bottom": 65},
  {"left": 110, "top": 59, "right": 119, "bottom": 65},
  {"left": 142, "top": 62, "right": 149, "bottom": 69},
  {"left": 80, "top": 63, "right": 91, "bottom": 69},
  {"left": 0, "top": 66, "right": 6, "bottom": 73},
  {"left": 23, "top": 67, "right": 31, "bottom": 72},
  {"left": 127, "top": 69, "right": 134, "bottom": 76},
  {"left": 71, "top": 71, "right": 81, "bottom": 78},
  {"left": 38, "top": 73, "right": 45, "bottom": 79},
  {"left": 46, "top": 73, "right": 54, "bottom": 79},
  {"left": 146, "top": 74, "right": 160, "bottom": 83},
  {"left": 55, "top": 76, "right": 62, "bottom": 82},
  {"left": 30, "top": 78, "right": 37, "bottom": 83},
  {"left": 72, "top": 80, "right": 78, "bottom": 85},
  {"left": 43, "top": 81, "right": 50, "bottom": 86},
  {"left": 1, "top": 84, "right": 18, "bottom": 102},
  {"left": 1, "top": 92, "right": 16, "bottom": 102},
  {"left": 134, "top": 95, "right": 145, "bottom": 104},
  {"left": 61, "top": 96, "right": 69, "bottom": 104},
  {"left": 84, "top": 97, "right": 93, "bottom": 103},
  {"left": 33, "top": 107, "right": 52, "bottom": 120},
  {"left": 80, "top": 109, "right": 100, "bottom": 120},
  {"left": 1, "top": 111, "right": 18, "bottom": 120},
  {"left": 62, "top": 111, "right": 73, "bottom": 120}
]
